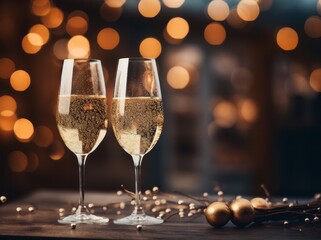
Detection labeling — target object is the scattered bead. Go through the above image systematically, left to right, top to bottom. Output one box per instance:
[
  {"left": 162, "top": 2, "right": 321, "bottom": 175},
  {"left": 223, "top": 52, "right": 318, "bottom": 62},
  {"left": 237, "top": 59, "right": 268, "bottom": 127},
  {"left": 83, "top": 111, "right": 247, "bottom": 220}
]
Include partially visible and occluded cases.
[
  {"left": 152, "top": 186, "right": 159, "bottom": 193},
  {"left": 116, "top": 190, "right": 123, "bottom": 196},
  {"left": 145, "top": 190, "right": 151, "bottom": 196},
  {"left": 218, "top": 191, "right": 223, "bottom": 197},
  {"left": 203, "top": 192, "right": 208, "bottom": 197},
  {"left": 314, "top": 193, "right": 321, "bottom": 200},
  {"left": 0, "top": 196, "right": 7, "bottom": 203},
  {"left": 143, "top": 196, "right": 148, "bottom": 201},
  {"left": 152, "top": 196, "right": 157, "bottom": 201},
  {"left": 282, "top": 197, "right": 288, "bottom": 203},
  {"left": 160, "top": 199, "right": 167, "bottom": 204},
  {"left": 130, "top": 200, "right": 135, "bottom": 205},
  {"left": 155, "top": 200, "right": 161, "bottom": 206},
  {"left": 178, "top": 200, "right": 184, "bottom": 205},
  {"left": 119, "top": 202, "right": 125, "bottom": 209},
  {"left": 88, "top": 203, "right": 94, "bottom": 209},
  {"left": 189, "top": 203, "right": 195, "bottom": 210},
  {"left": 288, "top": 203, "right": 294, "bottom": 208},
  {"left": 28, "top": 206, "right": 34, "bottom": 213},
  {"left": 102, "top": 206, "right": 107, "bottom": 211},
  {"left": 16, "top": 207, "right": 22, "bottom": 213},
  {"left": 72, "top": 207, "right": 77, "bottom": 213},
  {"left": 317, "top": 207, "right": 320, "bottom": 211},
  {"left": 59, "top": 208, "right": 65, "bottom": 213},
  {"left": 152, "top": 208, "right": 157, "bottom": 212},
  {"left": 165, "top": 208, "right": 171, "bottom": 213},
  {"left": 179, "top": 208, "right": 184, "bottom": 212},
  {"left": 117, "top": 210, "right": 121, "bottom": 215},
  {"left": 59, "top": 212, "right": 64, "bottom": 217},
  {"left": 179, "top": 212, "right": 184, "bottom": 218},
  {"left": 188, "top": 212, "right": 193, "bottom": 217},
  {"left": 313, "top": 216, "right": 319, "bottom": 222},
  {"left": 305, "top": 218, "right": 311, "bottom": 223},
  {"left": 284, "top": 221, "right": 289, "bottom": 226},
  {"left": 71, "top": 223, "right": 76, "bottom": 229},
  {"left": 136, "top": 225, "right": 142, "bottom": 231}
]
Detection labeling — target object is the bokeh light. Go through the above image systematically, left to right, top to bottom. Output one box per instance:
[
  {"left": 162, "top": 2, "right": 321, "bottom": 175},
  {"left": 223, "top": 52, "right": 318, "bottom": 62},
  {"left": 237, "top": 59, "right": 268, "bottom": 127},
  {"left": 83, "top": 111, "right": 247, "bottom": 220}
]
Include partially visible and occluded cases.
[
  {"left": 31, "top": 0, "right": 51, "bottom": 16},
  {"left": 105, "top": 0, "right": 126, "bottom": 8},
  {"left": 138, "top": 0, "right": 161, "bottom": 18},
  {"left": 162, "top": 0, "right": 184, "bottom": 8},
  {"left": 207, "top": 0, "right": 230, "bottom": 21},
  {"left": 237, "top": 0, "right": 260, "bottom": 22},
  {"left": 258, "top": 0, "right": 273, "bottom": 11},
  {"left": 317, "top": 0, "right": 321, "bottom": 16},
  {"left": 100, "top": 3, "right": 122, "bottom": 22},
  {"left": 41, "top": 7, "right": 64, "bottom": 29},
  {"left": 227, "top": 8, "right": 247, "bottom": 29},
  {"left": 66, "top": 16, "right": 88, "bottom": 36},
  {"left": 304, "top": 16, "right": 321, "bottom": 38},
  {"left": 166, "top": 17, "right": 189, "bottom": 40},
  {"left": 204, "top": 22, "right": 226, "bottom": 45},
  {"left": 29, "top": 24, "right": 50, "bottom": 45},
  {"left": 276, "top": 27, "right": 299, "bottom": 51},
  {"left": 97, "top": 28, "right": 120, "bottom": 50},
  {"left": 27, "top": 33, "right": 43, "bottom": 46},
  {"left": 22, "top": 34, "right": 42, "bottom": 54},
  {"left": 67, "top": 35, "right": 90, "bottom": 58},
  {"left": 139, "top": 37, "right": 162, "bottom": 58},
  {"left": 53, "top": 39, "right": 69, "bottom": 60},
  {"left": 0, "top": 58, "right": 15, "bottom": 79},
  {"left": 167, "top": 66, "right": 190, "bottom": 89},
  {"left": 309, "top": 68, "right": 321, "bottom": 92},
  {"left": 10, "top": 70, "right": 31, "bottom": 91},
  {"left": 0, "top": 95, "right": 17, "bottom": 117},
  {"left": 239, "top": 99, "right": 258, "bottom": 123},
  {"left": 213, "top": 101, "right": 238, "bottom": 128},
  {"left": 0, "top": 114, "right": 17, "bottom": 131},
  {"left": 13, "top": 118, "right": 34, "bottom": 142},
  {"left": 33, "top": 125, "right": 54, "bottom": 147},
  {"left": 49, "top": 140, "right": 65, "bottom": 160},
  {"left": 8, "top": 151, "right": 28, "bottom": 172},
  {"left": 26, "top": 152, "right": 39, "bottom": 172}
]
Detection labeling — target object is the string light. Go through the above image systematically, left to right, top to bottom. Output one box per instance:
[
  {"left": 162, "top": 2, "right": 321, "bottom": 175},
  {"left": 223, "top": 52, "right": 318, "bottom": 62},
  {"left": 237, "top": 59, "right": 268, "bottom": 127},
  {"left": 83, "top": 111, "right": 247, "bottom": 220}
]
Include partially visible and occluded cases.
[
  {"left": 138, "top": 0, "right": 161, "bottom": 18},
  {"left": 162, "top": 0, "right": 184, "bottom": 8},
  {"left": 207, "top": 0, "right": 230, "bottom": 21},
  {"left": 237, "top": 0, "right": 260, "bottom": 22},
  {"left": 166, "top": 17, "right": 189, "bottom": 40},
  {"left": 204, "top": 23, "right": 226, "bottom": 45},
  {"left": 276, "top": 27, "right": 299, "bottom": 51},
  {"left": 97, "top": 28, "right": 120, "bottom": 50},
  {"left": 67, "top": 35, "right": 90, "bottom": 58},
  {"left": 139, "top": 37, "right": 162, "bottom": 58},
  {"left": 167, "top": 66, "right": 190, "bottom": 89},
  {"left": 10, "top": 70, "right": 31, "bottom": 92},
  {"left": 0, "top": 95, "right": 16, "bottom": 117}
]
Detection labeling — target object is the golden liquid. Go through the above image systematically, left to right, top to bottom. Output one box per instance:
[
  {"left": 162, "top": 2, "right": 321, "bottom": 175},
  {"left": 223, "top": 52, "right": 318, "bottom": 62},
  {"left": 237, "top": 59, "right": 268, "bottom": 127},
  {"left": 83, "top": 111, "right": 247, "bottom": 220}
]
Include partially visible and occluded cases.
[
  {"left": 57, "top": 95, "right": 108, "bottom": 154},
  {"left": 111, "top": 97, "right": 163, "bottom": 156}
]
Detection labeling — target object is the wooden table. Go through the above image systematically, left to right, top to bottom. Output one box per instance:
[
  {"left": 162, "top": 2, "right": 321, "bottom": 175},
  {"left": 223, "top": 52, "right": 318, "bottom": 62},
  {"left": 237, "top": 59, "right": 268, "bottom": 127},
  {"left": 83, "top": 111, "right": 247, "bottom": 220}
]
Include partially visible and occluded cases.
[{"left": 0, "top": 191, "right": 320, "bottom": 239}]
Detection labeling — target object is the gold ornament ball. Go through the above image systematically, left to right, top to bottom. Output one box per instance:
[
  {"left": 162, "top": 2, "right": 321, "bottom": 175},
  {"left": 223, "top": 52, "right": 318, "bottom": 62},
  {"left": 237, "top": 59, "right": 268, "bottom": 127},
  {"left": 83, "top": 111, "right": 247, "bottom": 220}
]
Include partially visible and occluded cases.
[
  {"left": 250, "top": 197, "right": 269, "bottom": 209},
  {"left": 229, "top": 198, "right": 255, "bottom": 227},
  {"left": 205, "top": 202, "right": 231, "bottom": 228}
]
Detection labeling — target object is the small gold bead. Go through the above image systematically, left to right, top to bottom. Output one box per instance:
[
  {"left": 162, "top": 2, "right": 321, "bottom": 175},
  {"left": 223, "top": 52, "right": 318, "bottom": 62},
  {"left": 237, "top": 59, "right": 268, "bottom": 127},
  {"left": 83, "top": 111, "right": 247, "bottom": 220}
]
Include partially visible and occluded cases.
[
  {"left": 152, "top": 186, "right": 159, "bottom": 193},
  {"left": 116, "top": 190, "right": 123, "bottom": 196},
  {"left": 203, "top": 192, "right": 208, "bottom": 197},
  {"left": 0, "top": 196, "right": 7, "bottom": 203},
  {"left": 28, "top": 206, "right": 34, "bottom": 213},
  {"left": 16, "top": 207, "right": 22, "bottom": 213},
  {"left": 59, "top": 208, "right": 65, "bottom": 213},
  {"left": 71, "top": 223, "right": 76, "bottom": 229},
  {"left": 136, "top": 224, "right": 142, "bottom": 231}
]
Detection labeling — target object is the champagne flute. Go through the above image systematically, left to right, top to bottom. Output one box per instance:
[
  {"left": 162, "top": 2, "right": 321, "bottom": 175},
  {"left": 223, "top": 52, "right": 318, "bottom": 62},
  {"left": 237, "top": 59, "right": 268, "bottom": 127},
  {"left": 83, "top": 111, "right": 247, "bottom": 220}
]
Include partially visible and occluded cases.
[
  {"left": 111, "top": 57, "right": 164, "bottom": 225},
  {"left": 56, "top": 59, "right": 109, "bottom": 224}
]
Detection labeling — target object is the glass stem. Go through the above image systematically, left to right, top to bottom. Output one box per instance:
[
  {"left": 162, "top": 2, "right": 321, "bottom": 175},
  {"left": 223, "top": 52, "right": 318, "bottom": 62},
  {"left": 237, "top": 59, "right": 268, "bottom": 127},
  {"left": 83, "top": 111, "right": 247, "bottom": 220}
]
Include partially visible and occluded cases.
[
  {"left": 77, "top": 154, "right": 88, "bottom": 214},
  {"left": 132, "top": 155, "right": 143, "bottom": 215}
]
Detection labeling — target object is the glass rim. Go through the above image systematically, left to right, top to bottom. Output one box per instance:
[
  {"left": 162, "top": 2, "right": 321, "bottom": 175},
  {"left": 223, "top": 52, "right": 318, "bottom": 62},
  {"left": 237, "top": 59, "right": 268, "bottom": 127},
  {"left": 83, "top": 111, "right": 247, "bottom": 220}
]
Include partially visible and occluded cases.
[
  {"left": 118, "top": 57, "right": 155, "bottom": 62},
  {"left": 63, "top": 58, "right": 101, "bottom": 63}
]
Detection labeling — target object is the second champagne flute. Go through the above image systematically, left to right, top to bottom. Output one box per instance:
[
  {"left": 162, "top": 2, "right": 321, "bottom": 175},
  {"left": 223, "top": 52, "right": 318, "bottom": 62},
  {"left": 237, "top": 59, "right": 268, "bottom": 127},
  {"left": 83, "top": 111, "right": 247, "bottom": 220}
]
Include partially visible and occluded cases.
[{"left": 111, "top": 58, "right": 164, "bottom": 225}]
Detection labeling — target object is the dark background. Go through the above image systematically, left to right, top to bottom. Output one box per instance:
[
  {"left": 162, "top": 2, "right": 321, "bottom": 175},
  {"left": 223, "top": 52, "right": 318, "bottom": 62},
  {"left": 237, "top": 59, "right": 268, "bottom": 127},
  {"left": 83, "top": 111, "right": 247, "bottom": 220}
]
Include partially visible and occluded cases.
[{"left": 1, "top": 0, "right": 321, "bottom": 200}]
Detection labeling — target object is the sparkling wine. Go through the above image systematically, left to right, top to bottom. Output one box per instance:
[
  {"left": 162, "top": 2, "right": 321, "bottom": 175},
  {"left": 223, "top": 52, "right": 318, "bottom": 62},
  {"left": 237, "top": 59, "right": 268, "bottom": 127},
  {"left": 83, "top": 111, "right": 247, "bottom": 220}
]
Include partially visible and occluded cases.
[
  {"left": 57, "top": 95, "right": 108, "bottom": 154},
  {"left": 111, "top": 97, "right": 163, "bottom": 156}
]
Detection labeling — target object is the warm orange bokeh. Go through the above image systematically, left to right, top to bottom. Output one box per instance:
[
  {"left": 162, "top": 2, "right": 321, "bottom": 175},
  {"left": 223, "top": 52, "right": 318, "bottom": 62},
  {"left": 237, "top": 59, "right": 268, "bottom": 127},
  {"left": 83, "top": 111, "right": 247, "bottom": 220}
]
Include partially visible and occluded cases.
[
  {"left": 138, "top": 0, "right": 161, "bottom": 18},
  {"left": 207, "top": 0, "right": 230, "bottom": 21},
  {"left": 204, "top": 23, "right": 226, "bottom": 45},
  {"left": 276, "top": 27, "right": 299, "bottom": 51},
  {"left": 97, "top": 28, "right": 120, "bottom": 50},
  {"left": 139, "top": 37, "right": 162, "bottom": 58},
  {"left": 167, "top": 66, "right": 190, "bottom": 89},
  {"left": 10, "top": 70, "right": 31, "bottom": 91}
]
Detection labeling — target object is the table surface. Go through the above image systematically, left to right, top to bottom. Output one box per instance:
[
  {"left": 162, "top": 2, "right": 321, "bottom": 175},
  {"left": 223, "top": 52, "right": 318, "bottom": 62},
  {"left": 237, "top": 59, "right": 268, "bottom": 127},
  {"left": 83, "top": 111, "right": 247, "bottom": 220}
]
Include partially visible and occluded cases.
[{"left": 0, "top": 191, "right": 321, "bottom": 240}]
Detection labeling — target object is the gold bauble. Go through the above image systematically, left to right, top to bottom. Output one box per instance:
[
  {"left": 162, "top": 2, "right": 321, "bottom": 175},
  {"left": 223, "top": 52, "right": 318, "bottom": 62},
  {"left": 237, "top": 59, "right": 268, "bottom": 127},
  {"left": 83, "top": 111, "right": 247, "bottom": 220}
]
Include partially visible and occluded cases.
[
  {"left": 250, "top": 197, "right": 269, "bottom": 209},
  {"left": 229, "top": 198, "right": 255, "bottom": 227},
  {"left": 205, "top": 202, "right": 231, "bottom": 228}
]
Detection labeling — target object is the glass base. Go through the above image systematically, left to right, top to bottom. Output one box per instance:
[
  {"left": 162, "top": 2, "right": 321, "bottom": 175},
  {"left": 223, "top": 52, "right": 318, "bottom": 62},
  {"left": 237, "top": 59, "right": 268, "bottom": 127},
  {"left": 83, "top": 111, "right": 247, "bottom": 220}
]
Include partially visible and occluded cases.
[
  {"left": 58, "top": 213, "right": 109, "bottom": 225},
  {"left": 114, "top": 213, "right": 163, "bottom": 225}
]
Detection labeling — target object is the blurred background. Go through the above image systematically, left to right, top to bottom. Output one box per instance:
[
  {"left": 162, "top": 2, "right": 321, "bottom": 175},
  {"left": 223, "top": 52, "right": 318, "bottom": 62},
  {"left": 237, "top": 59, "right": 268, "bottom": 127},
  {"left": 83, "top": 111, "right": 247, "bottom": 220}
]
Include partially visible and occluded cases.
[{"left": 1, "top": 0, "right": 321, "bottom": 199}]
